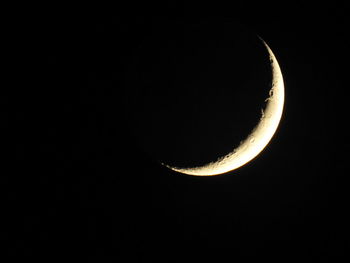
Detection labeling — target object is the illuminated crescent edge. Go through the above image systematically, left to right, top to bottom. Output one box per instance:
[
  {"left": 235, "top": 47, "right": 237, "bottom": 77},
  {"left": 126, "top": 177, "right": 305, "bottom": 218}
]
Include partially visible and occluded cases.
[{"left": 162, "top": 39, "right": 285, "bottom": 176}]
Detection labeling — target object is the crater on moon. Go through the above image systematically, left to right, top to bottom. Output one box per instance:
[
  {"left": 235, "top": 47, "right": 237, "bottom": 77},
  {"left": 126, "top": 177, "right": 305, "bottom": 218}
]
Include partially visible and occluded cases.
[{"left": 124, "top": 19, "right": 272, "bottom": 169}]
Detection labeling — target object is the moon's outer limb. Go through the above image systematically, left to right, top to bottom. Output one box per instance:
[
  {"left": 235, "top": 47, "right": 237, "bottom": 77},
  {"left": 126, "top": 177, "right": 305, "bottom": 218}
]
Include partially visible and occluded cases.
[{"left": 163, "top": 39, "right": 285, "bottom": 176}]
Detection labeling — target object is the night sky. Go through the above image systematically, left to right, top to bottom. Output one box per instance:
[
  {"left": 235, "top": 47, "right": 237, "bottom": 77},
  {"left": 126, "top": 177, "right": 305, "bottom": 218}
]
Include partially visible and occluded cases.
[{"left": 6, "top": 2, "right": 349, "bottom": 261}]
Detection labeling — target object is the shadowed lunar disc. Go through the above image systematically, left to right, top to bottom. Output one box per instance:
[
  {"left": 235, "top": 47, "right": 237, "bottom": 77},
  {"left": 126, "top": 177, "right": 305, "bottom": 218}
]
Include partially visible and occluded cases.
[{"left": 124, "top": 21, "right": 284, "bottom": 176}]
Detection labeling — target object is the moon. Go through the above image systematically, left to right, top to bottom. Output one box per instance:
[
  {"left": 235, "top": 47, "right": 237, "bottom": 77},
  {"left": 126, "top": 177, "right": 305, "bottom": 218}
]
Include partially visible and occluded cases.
[{"left": 162, "top": 39, "right": 285, "bottom": 176}]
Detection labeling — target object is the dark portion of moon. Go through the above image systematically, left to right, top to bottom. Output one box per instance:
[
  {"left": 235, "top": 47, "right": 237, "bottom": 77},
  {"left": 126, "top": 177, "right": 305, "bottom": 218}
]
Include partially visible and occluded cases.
[{"left": 124, "top": 20, "right": 272, "bottom": 169}]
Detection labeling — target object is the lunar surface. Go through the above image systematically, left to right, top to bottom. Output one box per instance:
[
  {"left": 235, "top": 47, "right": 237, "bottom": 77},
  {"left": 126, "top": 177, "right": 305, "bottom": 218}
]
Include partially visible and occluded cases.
[
  {"left": 124, "top": 21, "right": 285, "bottom": 176},
  {"left": 163, "top": 39, "right": 284, "bottom": 176}
]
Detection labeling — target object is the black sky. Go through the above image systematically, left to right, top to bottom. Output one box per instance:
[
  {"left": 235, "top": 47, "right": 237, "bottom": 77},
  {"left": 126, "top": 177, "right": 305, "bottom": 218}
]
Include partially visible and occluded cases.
[{"left": 6, "top": 2, "right": 349, "bottom": 261}]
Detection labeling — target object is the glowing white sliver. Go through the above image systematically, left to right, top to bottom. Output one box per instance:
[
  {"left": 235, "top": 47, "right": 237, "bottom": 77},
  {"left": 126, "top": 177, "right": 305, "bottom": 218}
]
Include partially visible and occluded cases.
[{"left": 163, "top": 39, "right": 285, "bottom": 176}]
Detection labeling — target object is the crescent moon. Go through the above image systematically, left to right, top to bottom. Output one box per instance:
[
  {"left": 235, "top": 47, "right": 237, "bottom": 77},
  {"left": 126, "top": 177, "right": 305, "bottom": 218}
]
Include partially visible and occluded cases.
[{"left": 162, "top": 38, "right": 285, "bottom": 176}]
